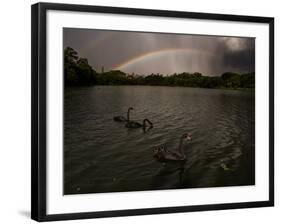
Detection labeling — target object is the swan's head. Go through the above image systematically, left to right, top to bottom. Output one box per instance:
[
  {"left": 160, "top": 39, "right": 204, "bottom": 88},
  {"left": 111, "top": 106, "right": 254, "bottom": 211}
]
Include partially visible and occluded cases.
[{"left": 183, "top": 133, "right": 192, "bottom": 141}]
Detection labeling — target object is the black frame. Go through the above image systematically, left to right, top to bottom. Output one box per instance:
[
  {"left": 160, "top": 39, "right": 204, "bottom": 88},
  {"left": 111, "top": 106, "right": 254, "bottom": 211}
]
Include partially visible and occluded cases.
[{"left": 31, "top": 2, "right": 274, "bottom": 222}]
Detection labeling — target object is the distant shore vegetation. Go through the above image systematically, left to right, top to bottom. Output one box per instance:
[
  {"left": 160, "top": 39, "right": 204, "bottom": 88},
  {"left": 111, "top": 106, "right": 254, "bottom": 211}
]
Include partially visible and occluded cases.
[{"left": 64, "top": 47, "right": 255, "bottom": 89}]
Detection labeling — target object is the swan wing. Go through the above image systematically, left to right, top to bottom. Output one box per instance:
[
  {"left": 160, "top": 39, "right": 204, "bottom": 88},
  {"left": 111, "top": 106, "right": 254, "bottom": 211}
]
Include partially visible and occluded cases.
[
  {"left": 113, "top": 116, "right": 127, "bottom": 122},
  {"left": 125, "top": 121, "right": 142, "bottom": 128},
  {"left": 162, "top": 148, "right": 186, "bottom": 160}
]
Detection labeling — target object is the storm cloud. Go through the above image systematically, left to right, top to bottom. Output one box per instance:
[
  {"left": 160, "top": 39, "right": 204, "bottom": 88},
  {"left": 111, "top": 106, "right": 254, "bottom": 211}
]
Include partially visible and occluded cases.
[{"left": 63, "top": 28, "right": 255, "bottom": 76}]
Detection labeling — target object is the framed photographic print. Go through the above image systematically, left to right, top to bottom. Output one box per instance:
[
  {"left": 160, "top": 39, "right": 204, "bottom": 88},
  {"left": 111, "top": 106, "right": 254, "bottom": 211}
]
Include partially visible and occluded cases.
[{"left": 31, "top": 2, "right": 274, "bottom": 222}]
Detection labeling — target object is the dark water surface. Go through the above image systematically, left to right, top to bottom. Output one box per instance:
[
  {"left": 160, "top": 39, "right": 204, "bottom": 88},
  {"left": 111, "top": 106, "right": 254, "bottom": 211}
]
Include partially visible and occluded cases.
[{"left": 64, "top": 86, "right": 255, "bottom": 194}]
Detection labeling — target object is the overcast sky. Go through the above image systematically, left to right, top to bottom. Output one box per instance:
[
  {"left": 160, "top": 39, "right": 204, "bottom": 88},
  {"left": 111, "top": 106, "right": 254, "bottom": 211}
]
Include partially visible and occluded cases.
[{"left": 63, "top": 28, "right": 255, "bottom": 76}]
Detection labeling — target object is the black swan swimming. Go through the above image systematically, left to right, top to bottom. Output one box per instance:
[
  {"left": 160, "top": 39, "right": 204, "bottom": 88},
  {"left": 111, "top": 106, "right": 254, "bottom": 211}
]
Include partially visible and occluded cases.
[
  {"left": 113, "top": 107, "right": 133, "bottom": 122},
  {"left": 125, "top": 118, "right": 153, "bottom": 129},
  {"left": 153, "top": 133, "right": 192, "bottom": 161}
]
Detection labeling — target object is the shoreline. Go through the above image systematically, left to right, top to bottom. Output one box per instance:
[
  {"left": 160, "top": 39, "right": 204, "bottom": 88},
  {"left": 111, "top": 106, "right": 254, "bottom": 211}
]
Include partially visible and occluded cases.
[{"left": 65, "top": 84, "right": 255, "bottom": 91}]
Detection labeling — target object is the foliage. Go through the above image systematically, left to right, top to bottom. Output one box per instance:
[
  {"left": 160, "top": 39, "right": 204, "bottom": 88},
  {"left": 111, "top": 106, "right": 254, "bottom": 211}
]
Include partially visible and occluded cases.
[
  {"left": 64, "top": 47, "right": 255, "bottom": 89},
  {"left": 64, "top": 47, "right": 97, "bottom": 86}
]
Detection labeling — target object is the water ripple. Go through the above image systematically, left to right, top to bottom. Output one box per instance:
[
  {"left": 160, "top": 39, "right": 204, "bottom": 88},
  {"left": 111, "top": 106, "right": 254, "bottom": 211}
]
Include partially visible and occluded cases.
[{"left": 64, "top": 86, "right": 255, "bottom": 194}]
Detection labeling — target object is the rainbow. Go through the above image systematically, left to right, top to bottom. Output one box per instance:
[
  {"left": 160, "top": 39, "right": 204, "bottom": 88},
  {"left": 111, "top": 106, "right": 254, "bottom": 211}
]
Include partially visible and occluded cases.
[{"left": 114, "top": 48, "right": 213, "bottom": 71}]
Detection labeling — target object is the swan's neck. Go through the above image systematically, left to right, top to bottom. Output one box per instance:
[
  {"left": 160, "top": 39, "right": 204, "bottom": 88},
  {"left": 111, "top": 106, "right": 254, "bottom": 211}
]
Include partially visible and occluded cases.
[
  {"left": 143, "top": 119, "right": 152, "bottom": 127},
  {"left": 143, "top": 119, "right": 148, "bottom": 127},
  {"left": 177, "top": 137, "right": 185, "bottom": 156}
]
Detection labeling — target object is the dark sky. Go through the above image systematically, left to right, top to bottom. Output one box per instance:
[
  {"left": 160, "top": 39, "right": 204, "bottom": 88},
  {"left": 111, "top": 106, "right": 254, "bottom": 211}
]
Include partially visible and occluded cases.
[{"left": 63, "top": 28, "right": 255, "bottom": 76}]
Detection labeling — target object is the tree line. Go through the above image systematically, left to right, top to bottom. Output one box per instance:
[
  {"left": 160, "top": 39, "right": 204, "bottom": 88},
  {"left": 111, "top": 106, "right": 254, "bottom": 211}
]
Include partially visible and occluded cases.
[{"left": 64, "top": 47, "right": 255, "bottom": 89}]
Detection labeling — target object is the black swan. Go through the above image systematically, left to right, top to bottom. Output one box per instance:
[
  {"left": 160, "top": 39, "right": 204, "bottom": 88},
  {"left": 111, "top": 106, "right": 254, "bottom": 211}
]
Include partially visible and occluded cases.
[
  {"left": 113, "top": 107, "right": 133, "bottom": 122},
  {"left": 125, "top": 119, "right": 153, "bottom": 129},
  {"left": 153, "top": 133, "right": 192, "bottom": 161}
]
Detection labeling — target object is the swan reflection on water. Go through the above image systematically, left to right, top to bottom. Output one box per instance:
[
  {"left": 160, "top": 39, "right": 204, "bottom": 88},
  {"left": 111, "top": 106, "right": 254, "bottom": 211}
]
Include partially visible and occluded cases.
[
  {"left": 64, "top": 86, "right": 255, "bottom": 194},
  {"left": 112, "top": 108, "right": 243, "bottom": 189},
  {"left": 151, "top": 133, "right": 192, "bottom": 188},
  {"left": 151, "top": 160, "right": 187, "bottom": 189}
]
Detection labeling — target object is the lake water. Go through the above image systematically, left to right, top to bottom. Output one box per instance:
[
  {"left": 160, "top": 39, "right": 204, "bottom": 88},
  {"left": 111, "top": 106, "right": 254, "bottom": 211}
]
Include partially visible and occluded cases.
[{"left": 64, "top": 86, "right": 255, "bottom": 194}]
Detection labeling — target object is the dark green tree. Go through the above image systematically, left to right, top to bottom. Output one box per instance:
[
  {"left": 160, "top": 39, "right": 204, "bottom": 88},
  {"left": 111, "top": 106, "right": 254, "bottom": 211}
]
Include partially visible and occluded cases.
[
  {"left": 64, "top": 47, "right": 97, "bottom": 86},
  {"left": 64, "top": 47, "right": 255, "bottom": 89},
  {"left": 64, "top": 47, "right": 79, "bottom": 84},
  {"left": 76, "top": 58, "right": 96, "bottom": 84},
  {"left": 221, "top": 72, "right": 241, "bottom": 88}
]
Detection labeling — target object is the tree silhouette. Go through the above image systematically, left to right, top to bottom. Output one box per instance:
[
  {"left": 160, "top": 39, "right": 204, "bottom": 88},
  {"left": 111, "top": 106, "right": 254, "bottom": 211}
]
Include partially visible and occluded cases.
[
  {"left": 64, "top": 47, "right": 255, "bottom": 89},
  {"left": 64, "top": 47, "right": 97, "bottom": 86}
]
